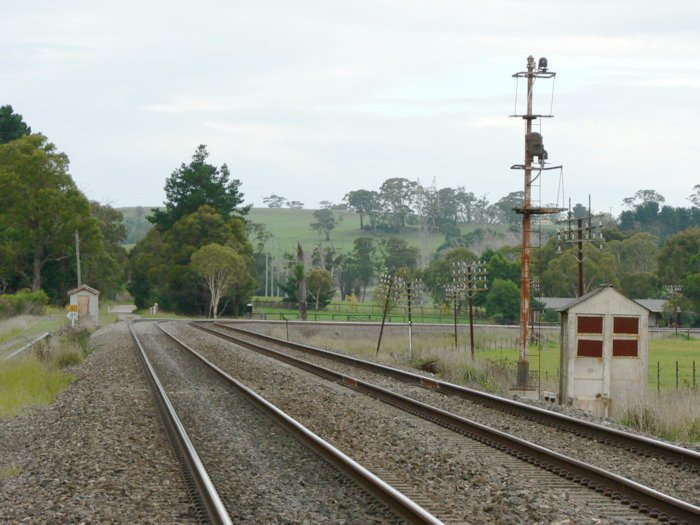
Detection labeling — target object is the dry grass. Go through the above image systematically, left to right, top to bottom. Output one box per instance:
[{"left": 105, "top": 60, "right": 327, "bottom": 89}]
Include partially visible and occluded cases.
[
  {"left": 0, "top": 315, "right": 40, "bottom": 344},
  {"left": 270, "top": 325, "right": 700, "bottom": 442},
  {"left": 279, "top": 328, "right": 519, "bottom": 394},
  {"left": 617, "top": 390, "right": 700, "bottom": 443}
]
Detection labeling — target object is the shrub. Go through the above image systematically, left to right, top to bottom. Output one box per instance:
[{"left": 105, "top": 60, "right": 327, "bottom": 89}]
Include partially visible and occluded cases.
[
  {"left": 0, "top": 289, "right": 48, "bottom": 318},
  {"left": 0, "top": 296, "right": 12, "bottom": 318},
  {"left": 59, "top": 327, "right": 91, "bottom": 352},
  {"left": 54, "top": 348, "right": 83, "bottom": 368}
]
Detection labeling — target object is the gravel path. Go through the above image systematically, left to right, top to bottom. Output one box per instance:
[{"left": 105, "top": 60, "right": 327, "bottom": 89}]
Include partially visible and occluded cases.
[
  {"left": 0, "top": 321, "right": 196, "bottom": 524},
  {"left": 170, "top": 321, "right": 656, "bottom": 524},
  {"left": 135, "top": 322, "right": 403, "bottom": 524},
  {"left": 209, "top": 323, "right": 700, "bottom": 506}
]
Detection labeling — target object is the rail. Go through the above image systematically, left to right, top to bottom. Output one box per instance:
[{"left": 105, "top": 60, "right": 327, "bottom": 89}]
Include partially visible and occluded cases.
[
  {"left": 193, "top": 321, "right": 700, "bottom": 524},
  {"left": 212, "top": 321, "right": 700, "bottom": 470},
  {"left": 129, "top": 322, "right": 232, "bottom": 525},
  {"left": 156, "top": 323, "right": 443, "bottom": 525}
]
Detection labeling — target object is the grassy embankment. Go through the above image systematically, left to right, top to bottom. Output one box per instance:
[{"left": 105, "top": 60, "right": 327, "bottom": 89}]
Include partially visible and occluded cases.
[
  {"left": 0, "top": 315, "right": 96, "bottom": 420},
  {"left": 0, "top": 315, "right": 94, "bottom": 479}
]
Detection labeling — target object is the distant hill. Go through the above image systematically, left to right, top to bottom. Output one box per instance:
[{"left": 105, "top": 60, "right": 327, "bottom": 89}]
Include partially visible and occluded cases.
[{"left": 118, "top": 206, "right": 519, "bottom": 255}]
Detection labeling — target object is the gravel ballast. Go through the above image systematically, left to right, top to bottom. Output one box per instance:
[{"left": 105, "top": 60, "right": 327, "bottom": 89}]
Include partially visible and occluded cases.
[
  {"left": 0, "top": 321, "right": 196, "bottom": 523},
  {"left": 170, "top": 321, "right": 657, "bottom": 524},
  {"left": 135, "top": 322, "right": 404, "bottom": 524},
  {"left": 209, "top": 323, "right": 700, "bottom": 506}
]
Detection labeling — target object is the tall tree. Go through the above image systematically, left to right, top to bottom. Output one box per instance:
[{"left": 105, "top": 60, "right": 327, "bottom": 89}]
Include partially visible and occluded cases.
[
  {"left": 0, "top": 105, "right": 31, "bottom": 144},
  {"left": 0, "top": 134, "right": 95, "bottom": 292},
  {"left": 149, "top": 145, "right": 249, "bottom": 230},
  {"left": 379, "top": 178, "right": 416, "bottom": 230},
  {"left": 688, "top": 185, "right": 700, "bottom": 208},
  {"left": 345, "top": 189, "right": 381, "bottom": 230},
  {"left": 622, "top": 189, "right": 665, "bottom": 209},
  {"left": 455, "top": 190, "right": 479, "bottom": 223},
  {"left": 487, "top": 191, "right": 524, "bottom": 226},
  {"left": 263, "top": 194, "right": 287, "bottom": 208},
  {"left": 81, "top": 202, "right": 128, "bottom": 298},
  {"left": 129, "top": 204, "right": 254, "bottom": 313},
  {"left": 310, "top": 208, "right": 340, "bottom": 241},
  {"left": 657, "top": 227, "right": 700, "bottom": 286},
  {"left": 606, "top": 232, "right": 658, "bottom": 274},
  {"left": 351, "top": 237, "right": 376, "bottom": 300},
  {"left": 382, "top": 237, "right": 419, "bottom": 271},
  {"left": 191, "top": 243, "right": 246, "bottom": 319},
  {"left": 296, "top": 243, "right": 307, "bottom": 320},
  {"left": 305, "top": 268, "right": 334, "bottom": 310},
  {"left": 485, "top": 278, "right": 520, "bottom": 323}
]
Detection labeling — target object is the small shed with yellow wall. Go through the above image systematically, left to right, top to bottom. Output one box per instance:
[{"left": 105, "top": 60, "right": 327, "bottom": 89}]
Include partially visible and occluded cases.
[
  {"left": 68, "top": 284, "right": 100, "bottom": 325},
  {"left": 558, "top": 285, "right": 649, "bottom": 416}
]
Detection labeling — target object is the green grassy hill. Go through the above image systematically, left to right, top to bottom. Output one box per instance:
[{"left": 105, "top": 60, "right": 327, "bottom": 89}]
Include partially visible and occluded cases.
[{"left": 118, "top": 206, "right": 520, "bottom": 255}]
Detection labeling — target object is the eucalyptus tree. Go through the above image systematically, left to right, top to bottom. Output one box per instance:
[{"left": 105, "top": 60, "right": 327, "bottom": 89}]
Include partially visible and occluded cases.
[
  {"left": 0, "top": 134, "right": 96, "bottom": 293},
  {"left": 379, "top": 178, "right": 417, "bottom": 231},
  {"left": 345, "top": 189, "right": 381, "bottom": 230},
  {"left": 191, "top": 243, "right": 246, "bottom": 319}
]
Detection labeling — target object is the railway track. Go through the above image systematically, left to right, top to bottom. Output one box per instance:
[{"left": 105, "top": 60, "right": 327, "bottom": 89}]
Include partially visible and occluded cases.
[
  {"left": 188, "top": 320, "right": 700, "bottom": 525},
  {"left": 129, "top": 321, "right": 441, "bottom": 524}
]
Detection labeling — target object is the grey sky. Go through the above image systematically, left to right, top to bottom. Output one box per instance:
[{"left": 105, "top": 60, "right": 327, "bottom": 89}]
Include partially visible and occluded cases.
[{"left": 3, "top": 1, "right": 699, "bottom": 214}]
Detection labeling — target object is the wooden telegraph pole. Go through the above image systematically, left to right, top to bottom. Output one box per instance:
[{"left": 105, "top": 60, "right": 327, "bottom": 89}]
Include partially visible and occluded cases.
[
  {"left": 556, "top": 196, "right": 605, "bottom": 297},
  {"left": 74, "top": 230, "right": 82, "bottom": 287}
]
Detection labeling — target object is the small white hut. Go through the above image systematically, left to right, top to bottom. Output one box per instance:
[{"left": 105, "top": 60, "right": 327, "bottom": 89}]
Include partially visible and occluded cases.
[
  {"left": 68, "top": 284, "right": 100, "bottom": 325},
  {"left": 558, "top": 285, "right": 649, "bottom": 416}
]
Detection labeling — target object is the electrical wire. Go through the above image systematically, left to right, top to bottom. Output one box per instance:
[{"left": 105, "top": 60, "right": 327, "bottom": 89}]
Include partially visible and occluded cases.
[
  {"left": 549, "top": 75, "right": 556, "bottom": 115},
  {"left": 556, "top": 166, "right": 565, "bottom": 210}
]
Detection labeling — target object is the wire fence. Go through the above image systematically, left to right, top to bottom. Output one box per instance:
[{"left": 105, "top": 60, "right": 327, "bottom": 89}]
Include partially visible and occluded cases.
[{"left": 651, "top": 360, "right": 698, "bottom": 391}]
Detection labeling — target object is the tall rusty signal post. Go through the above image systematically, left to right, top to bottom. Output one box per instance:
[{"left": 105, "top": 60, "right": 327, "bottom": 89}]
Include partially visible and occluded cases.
[{"left": 511, "top": 56, "right": 564, "bottom": 388}]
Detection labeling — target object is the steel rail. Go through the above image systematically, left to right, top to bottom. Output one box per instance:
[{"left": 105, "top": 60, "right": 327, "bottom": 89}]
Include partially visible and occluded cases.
[
  {"left": 193, "top": 321, "right": 700, "bottom": 525},
  {"left": 210, "top": 321, "right": 700, "bottom": 471},
  {"left": 128, "top": 322, "right": 232, "bottom": 525},
  {"left": 156, "top": 323, "right": 443, "bottom": 525},
  {"left": 2, "top": 331, "right": 50, "bottom": 361}
]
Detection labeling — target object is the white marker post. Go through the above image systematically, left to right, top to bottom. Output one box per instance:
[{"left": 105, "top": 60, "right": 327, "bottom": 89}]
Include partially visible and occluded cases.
[{"left": 67, "top": 305, "right": 79, "bottom": 328}]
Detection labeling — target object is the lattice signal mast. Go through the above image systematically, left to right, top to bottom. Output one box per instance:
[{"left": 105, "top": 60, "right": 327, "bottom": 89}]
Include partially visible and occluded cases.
[{"left": 510, "top": 56, "right": 565, "bottom": 388}]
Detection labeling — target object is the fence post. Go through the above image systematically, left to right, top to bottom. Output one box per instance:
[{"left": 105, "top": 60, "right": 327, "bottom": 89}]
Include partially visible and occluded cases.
[
  {"left": 676, "top": 360, "right": 679, "bottom": 389},
  {"left": 694, "top": 360, "right": 696, "bottom": 389},
  {"left": 657, "top": 361, "right": 660, "bottom": 393}
]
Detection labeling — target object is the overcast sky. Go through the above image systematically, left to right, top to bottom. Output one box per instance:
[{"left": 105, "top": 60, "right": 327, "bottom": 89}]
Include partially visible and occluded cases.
[{"left": 3, "top": 1, "right": 699, "bottom": 214}]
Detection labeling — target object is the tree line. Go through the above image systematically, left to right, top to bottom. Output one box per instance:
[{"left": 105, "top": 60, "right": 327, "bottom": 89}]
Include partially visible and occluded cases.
[
  {"left": 2, "top": 101, "right": 697, "bottom": 325},
  {"left": 0, "top": 106, "right": 127, "bottom": 302},
  {"left": 256, "top": 183, "right": 700, "bottom": 325}
]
